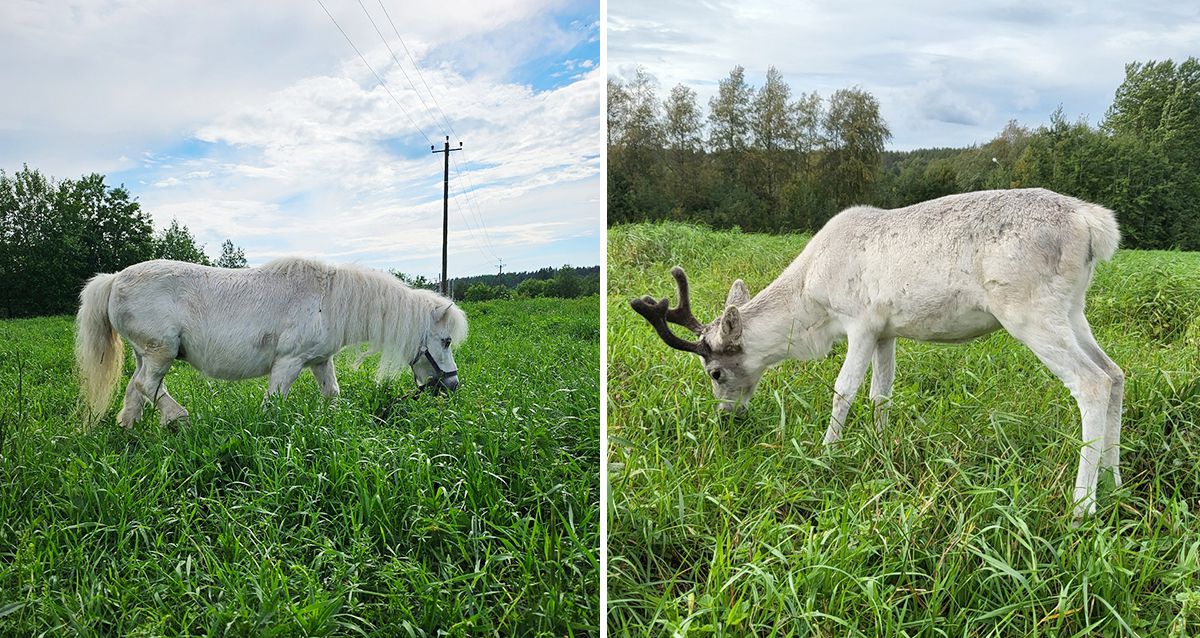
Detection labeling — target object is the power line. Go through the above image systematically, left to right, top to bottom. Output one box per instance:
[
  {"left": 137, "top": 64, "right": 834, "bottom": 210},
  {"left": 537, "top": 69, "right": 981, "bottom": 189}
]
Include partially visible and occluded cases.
[
  {"left": 313, "top": 0, "right": 432, "bottom": 146},
  {"left": 317, "top": 0, "right": 504, "bottom": 272},
  {"left": 355, "top": 0, "right": 444, "bottom": 137},
  {"left": 369, "top": 0, "right": 502, "bottom": 258},
  {"left": 375, "top": 0, "right": 460, "bottom": 141},
  {"left": 448, "top": 150, "right": 502, "bottom": 258},
  {"left": 448, "top": 158, "right": 500, "bottom": 260}
]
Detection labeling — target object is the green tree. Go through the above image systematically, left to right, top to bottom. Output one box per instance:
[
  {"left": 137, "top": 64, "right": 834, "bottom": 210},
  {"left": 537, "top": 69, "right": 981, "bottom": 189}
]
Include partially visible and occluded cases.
[
  {"left": 750, "top": 66, "right": 797, "bottom": 224},
  {"left": 663, "top": 83, "right": 706, "bottom": 212},
  {"left": 820, "top": 87, "right": 891, "bottom": 210},
  {"left": 0, "top": 167, "right": 81, "bottom": 315},
  {"left": 156, "top": 219, "right": 211, "bottom": 265},
  {"left": 216, "top": 239, "right": 247, "bottom": 268},
  {"left": 550, "top": 266, "right": 582, "bottom": 298},
  {"left": 517, "top": 278, "right": 549, "bottom": 298}
]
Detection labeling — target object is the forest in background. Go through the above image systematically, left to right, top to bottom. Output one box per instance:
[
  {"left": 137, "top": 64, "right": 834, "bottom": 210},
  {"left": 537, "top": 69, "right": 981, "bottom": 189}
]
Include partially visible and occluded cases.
[
  {"left": 608, "top": 58, "right": 1200, "bottom": 250},
  {"left": 0, "top": 166, "right": 596, "bottom": 317}
]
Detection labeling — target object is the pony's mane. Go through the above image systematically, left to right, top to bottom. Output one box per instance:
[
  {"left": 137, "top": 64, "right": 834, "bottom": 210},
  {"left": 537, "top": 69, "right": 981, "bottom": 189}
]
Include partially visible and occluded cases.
[{"left": 319, "top": 261, "right": 467, "bottom": 380}]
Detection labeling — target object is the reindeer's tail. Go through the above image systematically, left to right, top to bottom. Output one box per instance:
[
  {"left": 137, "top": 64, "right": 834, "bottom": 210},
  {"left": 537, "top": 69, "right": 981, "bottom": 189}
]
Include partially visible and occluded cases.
[
  {"left": 1077, "top": 201, "right": 1119, "bottom": 263},
  {"left": 75, "top": 274, "right": 123, "bottom": 424}
]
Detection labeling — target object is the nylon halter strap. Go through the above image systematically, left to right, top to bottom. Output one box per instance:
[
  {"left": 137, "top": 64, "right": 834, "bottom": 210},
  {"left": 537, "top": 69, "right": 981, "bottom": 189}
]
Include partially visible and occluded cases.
[{"left": 409, "top": 343, "right": 457, "bottom": 391}]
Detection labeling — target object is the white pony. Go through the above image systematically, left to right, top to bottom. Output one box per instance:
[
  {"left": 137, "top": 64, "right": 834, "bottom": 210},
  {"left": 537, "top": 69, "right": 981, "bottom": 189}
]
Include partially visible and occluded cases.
[
  {"left": 631, "top": 188, "right": 1122, "bottom": 519},
  {"left": 76, "top": 257, "right": 468, "bottom": 427}
]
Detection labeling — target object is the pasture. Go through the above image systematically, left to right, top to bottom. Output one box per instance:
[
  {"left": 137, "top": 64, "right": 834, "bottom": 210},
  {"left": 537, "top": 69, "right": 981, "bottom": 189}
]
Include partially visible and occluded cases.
[
  {"left": 607, "top": 222, "right": 1200, "bottom": 636},
  {"left": 0, "top": 296, "right": 599, "bottom": 636}
]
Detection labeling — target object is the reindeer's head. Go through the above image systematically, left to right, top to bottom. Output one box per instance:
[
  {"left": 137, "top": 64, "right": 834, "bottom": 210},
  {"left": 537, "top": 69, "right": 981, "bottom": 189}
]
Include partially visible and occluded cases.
[{"left": 630, "top": 267, "right": 764, "bottom": 414}]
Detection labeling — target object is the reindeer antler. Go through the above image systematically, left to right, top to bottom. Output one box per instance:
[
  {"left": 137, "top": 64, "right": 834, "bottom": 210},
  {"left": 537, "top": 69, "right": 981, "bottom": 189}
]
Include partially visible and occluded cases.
[
  {"left": 629, "top": 266, "right": 709, "bottom": 354},
  {"left": 665, "top": 266, "right": 704, "bottom": 334},
  {"left": 630, "top": 296, "right": 702, "bottom": 353}
]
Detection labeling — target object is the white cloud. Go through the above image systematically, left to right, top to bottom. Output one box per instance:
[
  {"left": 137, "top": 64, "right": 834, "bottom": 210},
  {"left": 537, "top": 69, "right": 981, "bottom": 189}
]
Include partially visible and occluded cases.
[
  {"left": 1, "top": 0, "right": 601, "bottom": 276},
  {"left": 608, "top": 0, "right": 1200, "bottom": 149}
]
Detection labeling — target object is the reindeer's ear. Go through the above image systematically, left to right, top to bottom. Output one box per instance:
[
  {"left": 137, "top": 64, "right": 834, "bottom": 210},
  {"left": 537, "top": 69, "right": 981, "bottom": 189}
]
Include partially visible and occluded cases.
[
  {"left": 725, "top": 279, "right": 749, "bottom": 307},
  {"left": 718, "top": 305, "right": 742, "bottom": 346}
]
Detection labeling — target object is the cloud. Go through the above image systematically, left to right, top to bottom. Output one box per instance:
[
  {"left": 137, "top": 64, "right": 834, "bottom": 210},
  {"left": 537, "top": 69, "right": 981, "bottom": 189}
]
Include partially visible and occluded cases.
[
  {"left": 0, "top": 0, "right": 601, "bottom": 276},
  {"left": 608, "top": 0, "right": 1200, "bottom": 150}
]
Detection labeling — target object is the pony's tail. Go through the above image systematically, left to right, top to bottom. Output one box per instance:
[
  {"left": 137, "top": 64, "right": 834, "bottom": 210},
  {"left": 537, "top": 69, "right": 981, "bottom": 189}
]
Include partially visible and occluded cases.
[{"left": 75, "top": 274, "right": 123, "bottom": 424}]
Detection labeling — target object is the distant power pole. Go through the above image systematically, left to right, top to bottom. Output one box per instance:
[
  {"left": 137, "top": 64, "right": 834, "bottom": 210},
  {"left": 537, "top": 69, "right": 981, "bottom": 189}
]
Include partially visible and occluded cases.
[
  {"left": 431, "top": 135, "right": 462, "bottom": 295},
  {"left": 497, "top": 259, "right": 505, "bottom": 276}
]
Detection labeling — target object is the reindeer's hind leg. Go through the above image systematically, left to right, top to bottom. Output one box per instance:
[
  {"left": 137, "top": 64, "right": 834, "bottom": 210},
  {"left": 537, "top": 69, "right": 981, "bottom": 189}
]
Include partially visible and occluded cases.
[
  {"left": 997, "top": 309, "right": 1112, "bottom": 519},
  {"left": 1070, "top": 311, "right": 1124, "bottom": 487},
  {"left": 870, "top": 337, "right": 897, "bottom": 433}
]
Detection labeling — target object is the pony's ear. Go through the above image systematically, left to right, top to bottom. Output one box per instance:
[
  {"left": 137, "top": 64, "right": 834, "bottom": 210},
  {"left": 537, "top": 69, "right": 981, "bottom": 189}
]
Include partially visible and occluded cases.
[{"left": 435, "top": 304, "right": 453, "bottom": 322}]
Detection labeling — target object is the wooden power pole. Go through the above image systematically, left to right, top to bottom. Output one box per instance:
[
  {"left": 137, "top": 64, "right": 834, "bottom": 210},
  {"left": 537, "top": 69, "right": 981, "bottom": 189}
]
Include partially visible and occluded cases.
[{"left": 431, "top": 135, "right": 462, "bottom": 295}]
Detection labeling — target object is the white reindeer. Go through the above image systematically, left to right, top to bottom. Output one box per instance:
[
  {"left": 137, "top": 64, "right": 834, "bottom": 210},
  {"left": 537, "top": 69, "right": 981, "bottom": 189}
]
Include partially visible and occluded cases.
[
  {"left": 631, "top": 188, "right": 1123, "bottom": 519},
  {"left": 76, "top": 257, "right": 468, "bottom": 428}
]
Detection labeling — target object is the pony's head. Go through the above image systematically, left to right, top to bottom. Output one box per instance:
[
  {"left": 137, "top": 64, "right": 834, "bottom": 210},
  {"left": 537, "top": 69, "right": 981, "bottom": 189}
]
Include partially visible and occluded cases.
[{"left": 410, "top": 293, "right": 468, "bottom": 394}]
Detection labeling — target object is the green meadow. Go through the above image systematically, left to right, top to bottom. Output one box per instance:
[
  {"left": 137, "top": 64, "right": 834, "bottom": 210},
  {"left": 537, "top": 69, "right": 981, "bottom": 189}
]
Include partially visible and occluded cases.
[
  {"left": 607, "top": 222, "right": 1200, "bottom": 637},
  {"left": 0, "top": 297, "right": 599, "bottom": 637}
]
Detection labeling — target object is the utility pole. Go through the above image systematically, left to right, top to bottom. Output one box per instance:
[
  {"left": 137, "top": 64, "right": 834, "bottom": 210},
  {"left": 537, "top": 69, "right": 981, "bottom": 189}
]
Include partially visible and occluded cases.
[
  {"left": 431, "top": 135, "right": 462, "bottom": 295},
  {"left": 497, "top": 259, "right": 505, "bottom": 276}
]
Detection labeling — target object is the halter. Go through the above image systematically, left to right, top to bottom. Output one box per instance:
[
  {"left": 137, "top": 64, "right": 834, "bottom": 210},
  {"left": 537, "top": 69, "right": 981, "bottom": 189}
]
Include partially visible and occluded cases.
[{"left": 409, "top": 344, "right": 458, "bottom": 393}]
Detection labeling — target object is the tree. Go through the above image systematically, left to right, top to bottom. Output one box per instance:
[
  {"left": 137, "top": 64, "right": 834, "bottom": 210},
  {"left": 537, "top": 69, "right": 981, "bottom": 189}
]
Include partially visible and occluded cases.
[
  {"left": 709, "top": 66, "right": 755, "bottom": 155},
  {"left": 751, "top": 66, "right": 798, "bottom": 221},
  {"left": 663, "top": 84, "right": 706, "bottom": 211},
  {"left": 820, "top": 87, "right": 891, "bottom": 210},
  {"left": 0, "top": 166, "right": 81, "bottom": 315},
  {"left": 0, "top": 167, "right": 158, "bottom": 316},
  {"left": 64, "top": 173, "right": 155, "bottom": 277},
  {"left": 155, "top": 219, "right": 211, "bottom": 265},
  {"left": 216, "top": 239, "right": 247, "bottom": 268},
  {"left": 550, "top": 265, "right": 582, "bottom": 298},
  {"left": 392, "top": 271, "right": 436, "bottom": 290},
  {"left": 517, "top": 278, "right": 549, "bottom": 298},
  {"left": 463, "top": 283, "right": 510, "bottom": 302}
]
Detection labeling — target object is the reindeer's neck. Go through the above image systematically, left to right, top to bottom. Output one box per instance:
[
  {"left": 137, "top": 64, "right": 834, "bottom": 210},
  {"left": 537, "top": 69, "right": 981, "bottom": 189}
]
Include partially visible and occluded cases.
[{"left": 739, "top": 263, "right": 837, "bottom": 367}]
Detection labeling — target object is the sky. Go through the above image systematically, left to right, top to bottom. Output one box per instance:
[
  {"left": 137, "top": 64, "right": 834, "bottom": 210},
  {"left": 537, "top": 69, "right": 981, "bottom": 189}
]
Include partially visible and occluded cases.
[
  {"left": 0, "top": 0, "right": 601, "bottom": 278},
  {"left": 608, "top": 0, "right": 1200, "bottom": 151}
]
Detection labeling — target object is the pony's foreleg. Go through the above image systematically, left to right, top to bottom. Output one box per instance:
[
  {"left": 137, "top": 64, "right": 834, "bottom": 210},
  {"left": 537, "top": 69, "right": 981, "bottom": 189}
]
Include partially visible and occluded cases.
[
  {"left": 265, "top": 358, "right": 305, "bottom": 402},
  {"left": 311, "top": 360, "right": 340, "bottom": 399}
]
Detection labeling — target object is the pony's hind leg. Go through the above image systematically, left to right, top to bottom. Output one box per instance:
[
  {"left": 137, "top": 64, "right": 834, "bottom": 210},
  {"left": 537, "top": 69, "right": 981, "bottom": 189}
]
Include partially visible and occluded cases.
[
  {"left": 117, "top": 351, "right": 147, "bottom": 428},
  {"left": 137, "top": 354, "right": 189, "bottom": 427},
  {"left": 311, "top": 360, "right": 340, "bottom": 399}
]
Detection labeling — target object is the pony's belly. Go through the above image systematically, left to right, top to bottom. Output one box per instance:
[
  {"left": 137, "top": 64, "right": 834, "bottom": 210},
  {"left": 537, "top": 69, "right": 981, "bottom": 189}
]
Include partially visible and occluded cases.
[{"left": 183, "top": 347, "right": 275, "bottom": 381}]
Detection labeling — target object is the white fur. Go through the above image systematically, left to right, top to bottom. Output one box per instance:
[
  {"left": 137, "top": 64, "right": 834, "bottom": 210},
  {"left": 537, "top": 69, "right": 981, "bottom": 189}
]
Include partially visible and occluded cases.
[
  {"left": 698, "top": 188, "right": 1122, "bottom": 519},
  {"left": 75, "top": 257, "right": 467, "bottom": 427}
]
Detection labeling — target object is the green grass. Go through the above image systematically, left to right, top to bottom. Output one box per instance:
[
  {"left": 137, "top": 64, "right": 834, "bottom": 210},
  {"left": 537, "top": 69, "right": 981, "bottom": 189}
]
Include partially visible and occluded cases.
[
  {"left": 607, "top": 222, "right": 1200, "bottom": 637},
  {"left": 0, "top": 296, "right": 599, "bottom": 637}
]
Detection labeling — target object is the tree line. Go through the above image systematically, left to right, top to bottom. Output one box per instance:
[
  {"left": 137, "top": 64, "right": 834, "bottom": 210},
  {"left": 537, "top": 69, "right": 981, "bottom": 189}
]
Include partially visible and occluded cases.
[
  {"left": 608, "top": 58, "right": 1200, "bottom": 250},
  {"left": 0, "top": 166, "right": 247, "bottom": 317},
  {"left": 395, "top": 265, "right": 601, "bottom": 302}
]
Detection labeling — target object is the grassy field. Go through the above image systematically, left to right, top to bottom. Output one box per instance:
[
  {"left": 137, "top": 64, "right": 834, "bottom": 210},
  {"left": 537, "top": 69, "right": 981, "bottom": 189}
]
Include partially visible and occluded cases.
[
  {"left": 607, "top": 222, "right": 1200, "bottom": 637},
  {"left": 0, "top": 296, "right": 599, "bottom": 637}
]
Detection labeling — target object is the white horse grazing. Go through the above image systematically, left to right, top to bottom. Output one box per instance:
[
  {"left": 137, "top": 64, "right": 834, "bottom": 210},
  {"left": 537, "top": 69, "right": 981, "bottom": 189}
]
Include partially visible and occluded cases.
[
  {"left": 631, "top": 188, "right": 1123, "bottom": 519},
  {"left": 76, "top": 257, "right": 468, "bottom": 427}
]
